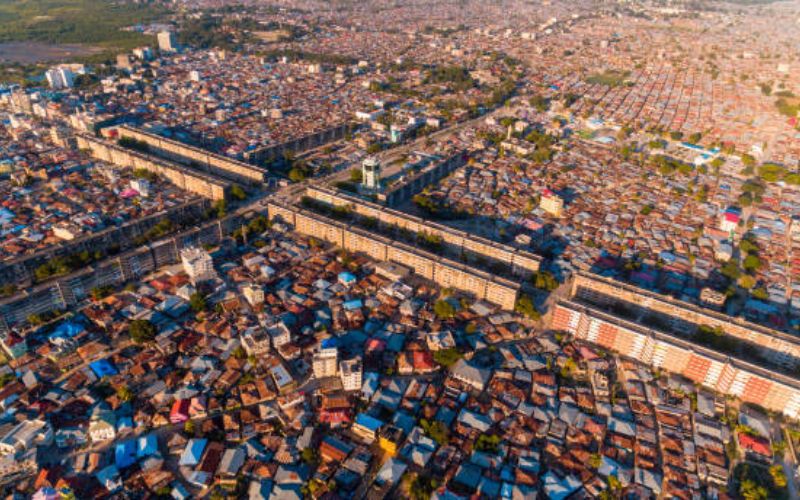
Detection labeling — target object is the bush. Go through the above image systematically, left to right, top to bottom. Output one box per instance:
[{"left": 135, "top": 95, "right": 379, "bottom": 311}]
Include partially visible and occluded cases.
[
  {"left": 288, "top": 167, "right": 307, "bottom": 183},
  {"left": 230, "top": 185, "right": 247, "bottom": 201},
  {"left": 743, "top": 254, "right": 762, "bottom": 271},
  {"left": 532, "top": 271, "right": 559, "bottom": 291},
  {"left": 189, "top": 292, "right": 207, "bottom": 313},
  {"left": 515, "top": 294, "right": 540, "bottom": 320},
  {"left": 433, "top": 300, "right": 456, "bottom": 320},
  {"left": 129, "top": 319, "right": 157, "bottom": 344},
  {"left": 433, "top": 348, "right": 462, "bottom": 367},
  {"left": 117, "top": 385, "right": 134, "bottom": 402},
  {"left": 419, "top": 418, "right": 449, "bottom": 445},
  {"left": 474, "top": 433, "right": 501, "bottom": 453}
]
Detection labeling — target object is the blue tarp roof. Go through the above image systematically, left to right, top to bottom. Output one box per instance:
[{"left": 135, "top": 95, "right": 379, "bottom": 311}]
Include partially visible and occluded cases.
[
  {"left": 338, "top": 271, "right": 357, "bottom": 283},
  {"left": 343, "top": 299, "right": 363, "bottom": 311},
  {"left": 50, "top": 320, "right": 84, "bottom": 340},
  {"left": 321, "top": 337, "right": 338, "bottom": 349},
  {"left": 90, "top": 359, "right": 118, "bottom": 378},
  {"left": 354, "top": 413, "right": 383, "bottom": 432},
  {"left": 137, "top": 434, "right": 158, "bottom": 458},
  {"left": 180, "top": 439, "right": 207, "bottom": 466},
  {"left": 115, "top": 440, "right": 137, "bottom": 469}
]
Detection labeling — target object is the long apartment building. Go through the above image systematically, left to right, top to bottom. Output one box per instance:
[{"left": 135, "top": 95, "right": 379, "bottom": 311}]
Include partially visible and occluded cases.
[
  {"left": 242, "top": 122, "right": 354, "bottom": 165},
  {"left": 114, "top": 125, "right": 267, "bottom": 186},
  {"left": 76, "top": 133, "right": 229, "bottom": 200},
  {"left": 376, "top": 151, "right": 468, "bottom": 207},
  {"left": 305, "top": 186, "right": 542, "bottom": 279},
  {"left": 267, "top": 201, "right": 520, "bottom": 310},
  {"left": 570, "top": 272, "right": 800, "bottom": 369},
  {"left": 552, "top": 300, "right": 800, "bottom": 419}
]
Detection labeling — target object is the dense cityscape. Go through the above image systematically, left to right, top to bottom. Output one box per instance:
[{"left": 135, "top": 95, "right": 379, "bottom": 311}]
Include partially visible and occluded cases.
[{"left": 0, "top": 0, "right": 799, "bottom": 498}]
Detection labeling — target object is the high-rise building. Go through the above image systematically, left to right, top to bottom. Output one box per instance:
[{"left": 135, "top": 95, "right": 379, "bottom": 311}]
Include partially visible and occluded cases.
[
  {"left": 157, "top": 31, "right": 178, "bottom": 53},
  {"left": 133, "top": 47, "right": 154, "bottom": 61},
  {"left": 116, "top": 54, "right": 133, "bottom": 70},
  {"left": 45, "top": 67, "right": 75, "bottom": 90},
  {"left": 361, "top": 157, "right": 381, "bottom": 191},
  {"left": 180, "top": 247, "right": 216, "bottom": 284},
  {"left": 312, "top": 338, "right": 338, "bottom": 378},
  {"left": 339, "top": 357, "right": 363, "bottom": 392}
]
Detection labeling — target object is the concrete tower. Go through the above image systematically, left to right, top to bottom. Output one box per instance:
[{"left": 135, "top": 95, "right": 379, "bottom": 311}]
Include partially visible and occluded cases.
[{"left": 362, "top": 157, "right": 381, "bottom": 190}]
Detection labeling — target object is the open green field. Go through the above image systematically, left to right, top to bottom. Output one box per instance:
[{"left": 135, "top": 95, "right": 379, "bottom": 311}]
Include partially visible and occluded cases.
[{"left": 0, "top": 0, "right": 167, "bottom": 52}]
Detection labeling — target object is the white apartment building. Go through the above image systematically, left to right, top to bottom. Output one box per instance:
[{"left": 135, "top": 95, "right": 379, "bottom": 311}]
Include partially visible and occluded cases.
[
  {"left": 181, "top": 247, "right": 216, "bottom": 284},
  {"left": 312, "top": 339, "right": 338, "bottom": 378},
  {"left": 340, "top": 357, "right": 363, "bottom": 392}
]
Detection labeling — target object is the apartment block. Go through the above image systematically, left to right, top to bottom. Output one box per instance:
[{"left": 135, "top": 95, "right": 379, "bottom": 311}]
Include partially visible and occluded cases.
[{"left": 552, "top": 301, "right": 800, "bottom": 419}]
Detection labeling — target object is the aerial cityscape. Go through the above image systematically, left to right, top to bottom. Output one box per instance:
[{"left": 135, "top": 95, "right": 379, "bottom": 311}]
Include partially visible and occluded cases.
[{"left": 0, "top": 0, "right": 799, "bottom": 498}]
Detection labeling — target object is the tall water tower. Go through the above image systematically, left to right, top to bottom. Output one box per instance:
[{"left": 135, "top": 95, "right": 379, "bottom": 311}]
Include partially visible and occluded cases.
[{"left": 361, "top": 157, "right": 381, "bottom": 191}]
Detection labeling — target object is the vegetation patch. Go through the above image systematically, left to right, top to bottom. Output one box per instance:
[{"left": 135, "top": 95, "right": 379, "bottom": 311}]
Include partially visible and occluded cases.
[{"left": 586, "top": 70, "right": 631, "bottom": 87}]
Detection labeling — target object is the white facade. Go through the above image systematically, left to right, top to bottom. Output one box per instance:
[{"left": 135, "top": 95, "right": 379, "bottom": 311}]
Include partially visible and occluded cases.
[
  {"left": 157, "top": 31, "right": 177, "bottom": 52},
  {"left": 46, "top": 67, "right": 74, "bottom": 89},
  {"left": 362, "top": 157, "right": 381, "bottom": 190},
  {"left": 130, "top": 178, "right": 151, "bottom": 197},
  {"left": 181, "top": 247, "right": 216, "bottom": 284},
  {"left": 242, "top": 284, "right": 265, "bottom": 307},
  {"left": 267, "top": 323, "right": 291, "bottom": 348},
  {"left": 241, "top": 328, "right": 271, "bottom": 356},
  {"left": 313, "top": 343, "right": 338, "bottom": 378},
  {"left": 340, "top": 357, "right": 363, "bottom": 391},
  {"left": 0, "top": 420, "right": 51, "bottom": 456}
]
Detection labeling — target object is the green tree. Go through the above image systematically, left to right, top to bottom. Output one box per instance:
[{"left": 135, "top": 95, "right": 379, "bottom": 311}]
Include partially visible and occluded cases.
[
  {"left": 288, "top": 167, "right": 307, "bottom": 183},
  {"left": 349, "top": 168, "right": 363, "bottom": 183},
  {"left": 230, "top": 185, "right": 247, "bottom": 201},
  {"left": 213, "top": 199, "right": 227, "bottom": 218},
  {"left": 743, "top": 254, "right": 762, "bottom": 271},
  {"left": 720, "top": 259, "right": 741, "bottom": 281},
  {"left": 532, "top": 271, "right": 559, "bottom": 291},
  {"left": 738, "top": 275, "right": 756, "bottom": 289},
  {"left": 189, "top": 292, "right": 207, "bottom": 313},
  {"left": 515, "top": 294, "right": 541, "bottom": 320},
  {"left": 433, "top": 300, "right": 456, "bottom": 320},
  {"left": 129, "top": 319, "right": 157, "bottom": 344},
  {"left": 433, "top": 348, "right": 462, "bottom": 367},
  {"left": 117, "top": 385, "right": 134, "bottom": 402},
  {"left": 420, "top": 418, "right": 449, "bottom": 445},
  {"left": 474, "top": 433, "right": 501, "bottom": 453},
  {"left": 301, "top": 447, "right": 319, "bottom": 466},
  {"left": 769, "top": 464, "right": 787, "bottom": 489},
  {"left": 409, "top": 473, "right": 437, "bottom": 500},
  {"left": 739, "top": 479, "right": 768, "bottom": 500}
]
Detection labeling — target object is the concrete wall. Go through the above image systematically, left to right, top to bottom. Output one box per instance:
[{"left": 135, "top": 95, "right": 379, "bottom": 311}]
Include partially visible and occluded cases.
[
  {"left": 117, "top": 126, "right": 267, "bottom": 185},
  {"left": 77, "top": 134, "right": 228, "bottom": 200},
  {"left": 304, "top": 186, "right": 542, "bottom": 278},
  {"left": 267, "top": 202, "right": 519, "bottom": 310},
  {"left": 571, "top": 272, "right": 800, "bottom": 369},
  {"left": 553, "top": 301, "right": 800, "bottom": 420}
]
